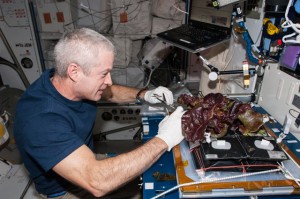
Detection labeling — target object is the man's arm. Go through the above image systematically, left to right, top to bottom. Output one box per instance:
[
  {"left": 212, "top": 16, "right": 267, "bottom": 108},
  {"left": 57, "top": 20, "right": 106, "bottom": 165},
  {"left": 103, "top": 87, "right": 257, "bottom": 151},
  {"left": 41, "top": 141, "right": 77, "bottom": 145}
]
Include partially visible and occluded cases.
[
  {"left": 102, "top": 85, "right": 146, "bottom": 103},
  {"left": 102, "top": 85, "right": 174, "bottom": 105},
  {"left": 53, "top": 106, "right": 185, "bottom": 197},
  {"left": 52, "top": 137, "right": 167, "bottom": 197}
]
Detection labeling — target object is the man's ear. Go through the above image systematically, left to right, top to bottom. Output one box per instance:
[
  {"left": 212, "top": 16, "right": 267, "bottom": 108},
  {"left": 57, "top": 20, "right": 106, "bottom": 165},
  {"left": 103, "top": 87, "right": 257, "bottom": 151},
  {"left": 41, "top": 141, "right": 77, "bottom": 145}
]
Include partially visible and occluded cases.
[{"left": 67, "top": 63, "right": 79, "bottom": 82}]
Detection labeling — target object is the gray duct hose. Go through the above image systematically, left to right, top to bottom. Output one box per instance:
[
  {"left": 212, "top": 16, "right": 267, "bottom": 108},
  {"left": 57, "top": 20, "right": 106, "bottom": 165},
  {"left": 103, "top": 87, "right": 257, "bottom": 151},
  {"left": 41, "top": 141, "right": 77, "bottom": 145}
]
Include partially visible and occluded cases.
[{"left": 0, "top": 28, "right": 30, "bottom": 88}]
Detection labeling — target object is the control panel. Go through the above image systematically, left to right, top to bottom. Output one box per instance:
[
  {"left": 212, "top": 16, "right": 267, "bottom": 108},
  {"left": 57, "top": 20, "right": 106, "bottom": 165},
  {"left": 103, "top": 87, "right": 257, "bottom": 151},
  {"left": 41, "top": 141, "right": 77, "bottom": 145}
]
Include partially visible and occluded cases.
[{"left": 92, "top": 104, "right": 142, "bottom": 140}]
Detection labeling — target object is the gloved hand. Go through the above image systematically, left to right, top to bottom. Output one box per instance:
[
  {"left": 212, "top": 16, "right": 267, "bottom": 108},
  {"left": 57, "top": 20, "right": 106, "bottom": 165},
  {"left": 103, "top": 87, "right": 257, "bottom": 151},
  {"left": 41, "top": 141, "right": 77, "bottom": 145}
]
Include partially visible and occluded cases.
[
  {"left": 144, "top": 86, "right": 173, "bottom": 105},
  {"left": 155, "top": 106, "right": 185, "bottom": 151}
]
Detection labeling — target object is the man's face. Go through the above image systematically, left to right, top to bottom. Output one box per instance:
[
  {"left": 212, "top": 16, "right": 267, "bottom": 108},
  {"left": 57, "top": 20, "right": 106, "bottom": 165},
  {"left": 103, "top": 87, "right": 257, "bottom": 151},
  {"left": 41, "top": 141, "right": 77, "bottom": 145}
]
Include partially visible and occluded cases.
[{"left": 76, "top": 51, "right": 114, "bottom": 101}]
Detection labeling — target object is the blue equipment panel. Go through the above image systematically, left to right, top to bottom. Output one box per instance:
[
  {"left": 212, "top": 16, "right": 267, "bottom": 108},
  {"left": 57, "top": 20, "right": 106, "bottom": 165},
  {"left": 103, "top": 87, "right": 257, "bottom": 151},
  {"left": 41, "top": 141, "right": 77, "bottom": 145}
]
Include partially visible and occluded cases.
[{"left": 142, "top": 152, "right": 178, "bottom": 198}]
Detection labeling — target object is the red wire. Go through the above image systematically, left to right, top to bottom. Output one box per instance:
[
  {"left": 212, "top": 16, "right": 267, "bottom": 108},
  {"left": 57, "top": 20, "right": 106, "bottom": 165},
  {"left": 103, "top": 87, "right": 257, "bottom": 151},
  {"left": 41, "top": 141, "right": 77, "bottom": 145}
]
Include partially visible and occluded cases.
[
  {"left": 190, "top": 147, "right": 279, "bottom": 174},
  {"left": 241, "top": 161, "right": 246, "bottom": 173},
  {"left": 203, "top": 164, "right": 279, "bottom": 172}
]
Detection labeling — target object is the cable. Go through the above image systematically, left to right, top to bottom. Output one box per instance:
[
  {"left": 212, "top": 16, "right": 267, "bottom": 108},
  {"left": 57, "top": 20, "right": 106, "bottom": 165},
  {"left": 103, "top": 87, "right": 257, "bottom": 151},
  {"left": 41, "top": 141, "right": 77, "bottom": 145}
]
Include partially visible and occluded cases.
[
  {"left": 65, "top": 0, "right": 150, "bottom": 36},
  {"left": 86, "top": 0, "right": 97, "bottom": 30},
  {"left": 170, "top": 0, "right": 189, "bottom": 15},
  {"left": 281, "top": 0, "right": 300, "bottom": 44},
  {"left": 282, "top": 0, "right": 300, "bottom": 33},
  {"left": 66, "top": 1, "right": 122, "bottom": 32},
  {"left": 216, "top": 18, "right": 244, "bottom": 92},
  {"left": 238, "top": 21, "right": 259, "bottom": 65},
  {"left": 254, "top": 27, "right": 263, "bottom": 45},
  {"left": 0, "top": 28, "right": 30, "bottom": 88},
  {"left": 218, "top": 36, "right": 236, "bottom": 92},
  {"left": 144, "top": 68, "right": 154, "bottom": 87},
  {"left": 289, "top": 109, "right": 300, "bottom": 120},
  {"left": 0, "top": 110, "right": 9, "bottom": 125},
  {"left": 275, "top": 143, "right": 300, "bottom": 187},
  {"left": 279, "top": 162, "right": 300, "bottom": 187},
  {"left": 203, "top": 164, "right": 279, "bottom": 172},
  {"left": 150, "top": 168, "right": 281, "bottom": 199}
]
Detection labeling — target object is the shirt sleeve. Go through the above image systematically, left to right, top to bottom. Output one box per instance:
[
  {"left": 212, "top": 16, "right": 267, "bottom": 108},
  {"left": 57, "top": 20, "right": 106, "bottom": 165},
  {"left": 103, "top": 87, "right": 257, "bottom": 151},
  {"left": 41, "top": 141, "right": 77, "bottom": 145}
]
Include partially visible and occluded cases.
[{"left": 22, "top": 112, "right": 84, "bottom": 172}]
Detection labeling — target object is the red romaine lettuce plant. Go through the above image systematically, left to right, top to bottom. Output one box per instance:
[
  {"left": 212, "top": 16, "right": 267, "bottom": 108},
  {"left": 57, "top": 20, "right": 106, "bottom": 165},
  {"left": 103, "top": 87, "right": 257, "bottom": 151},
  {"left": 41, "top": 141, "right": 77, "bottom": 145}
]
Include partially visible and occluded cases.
[{"left": 177, "top": 93, "right": 267, "bottom": 142}]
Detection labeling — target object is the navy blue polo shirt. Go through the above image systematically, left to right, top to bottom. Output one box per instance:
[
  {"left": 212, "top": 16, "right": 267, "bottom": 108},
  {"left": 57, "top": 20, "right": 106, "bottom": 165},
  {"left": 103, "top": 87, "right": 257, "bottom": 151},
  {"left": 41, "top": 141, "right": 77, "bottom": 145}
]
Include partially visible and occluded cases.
[{"left": 14, "top": 69, "right": 97, "bottom": 195}]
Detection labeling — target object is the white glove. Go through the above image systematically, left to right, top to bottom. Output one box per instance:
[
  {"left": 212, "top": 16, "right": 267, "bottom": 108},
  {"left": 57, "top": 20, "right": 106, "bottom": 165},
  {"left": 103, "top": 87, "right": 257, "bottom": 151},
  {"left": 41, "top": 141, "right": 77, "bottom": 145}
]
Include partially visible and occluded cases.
[
  {"left": 144, "top": 86, "right": 174, "bottom": 105},
  {"left": 155, "top": 106, "right": 185, "bottom": 151}
]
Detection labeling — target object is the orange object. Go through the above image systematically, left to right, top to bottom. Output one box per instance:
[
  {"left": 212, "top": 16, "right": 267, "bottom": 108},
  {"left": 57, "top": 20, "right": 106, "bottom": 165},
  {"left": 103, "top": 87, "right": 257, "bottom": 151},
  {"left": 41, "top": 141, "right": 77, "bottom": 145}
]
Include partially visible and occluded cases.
[
  {"left": 56, "top": 12, "right": 64, "bottom": 23},
  {"left": 120, "top": 12, "right": 128, "bottom": 23},
  {"left": 43, "top": 13, "right": 51, "bottom": 24}
]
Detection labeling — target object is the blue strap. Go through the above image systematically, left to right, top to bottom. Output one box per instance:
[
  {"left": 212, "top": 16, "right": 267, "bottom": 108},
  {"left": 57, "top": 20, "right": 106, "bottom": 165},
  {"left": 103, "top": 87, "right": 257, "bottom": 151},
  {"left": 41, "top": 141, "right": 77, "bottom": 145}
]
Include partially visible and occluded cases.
[{"left": 47, "top": 191, "right": 66, "bottom": 198}]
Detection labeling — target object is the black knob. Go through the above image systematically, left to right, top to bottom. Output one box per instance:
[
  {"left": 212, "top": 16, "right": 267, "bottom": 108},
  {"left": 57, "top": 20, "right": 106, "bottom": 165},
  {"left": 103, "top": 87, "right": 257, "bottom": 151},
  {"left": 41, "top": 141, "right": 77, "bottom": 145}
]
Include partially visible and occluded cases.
[
  {"left": 21, "top": 57, "right": 33, "bottom": 68},
  {"left": 111, "top": 109, "right": 117, "bottom": 115},
  {"left": 120, "top": 109, "right": 126, "bottom": 114},
  {"left": 127, "top": 109, "right": 133, "bottom": 114},
  {"left": 135, "top": 109, "right": 141, "bottom": 115},
  {"left": 102, "top": 112, "right": 112, "bottom": 121},
  {"left": 114, "top": 116, "right": 120, "bottom": 121}
]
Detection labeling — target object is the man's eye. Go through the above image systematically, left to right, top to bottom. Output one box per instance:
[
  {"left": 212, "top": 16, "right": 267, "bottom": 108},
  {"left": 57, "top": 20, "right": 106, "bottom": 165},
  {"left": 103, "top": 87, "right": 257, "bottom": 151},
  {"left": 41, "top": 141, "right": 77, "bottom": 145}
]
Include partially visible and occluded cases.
[{"left": 101, "top": 73, "right": 109, "bottom": 77}]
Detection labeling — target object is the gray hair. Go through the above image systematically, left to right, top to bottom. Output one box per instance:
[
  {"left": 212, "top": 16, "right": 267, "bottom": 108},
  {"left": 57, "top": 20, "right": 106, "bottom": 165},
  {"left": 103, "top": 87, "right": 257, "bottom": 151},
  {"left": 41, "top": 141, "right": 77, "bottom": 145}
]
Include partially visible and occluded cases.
[{"left": 54, "top": 28, "right": 116, "bottom": 76}]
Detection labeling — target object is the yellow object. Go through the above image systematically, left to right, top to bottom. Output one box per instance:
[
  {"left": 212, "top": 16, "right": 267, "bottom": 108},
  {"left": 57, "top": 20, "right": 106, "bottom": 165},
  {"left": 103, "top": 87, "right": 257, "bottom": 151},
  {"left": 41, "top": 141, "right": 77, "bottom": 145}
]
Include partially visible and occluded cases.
[
  {"left": 263, "top": 18, "right": 279, "bottom": 35},
  {"left": 234, "top": 26, "right": 246, "bottom": 34},
  {"left": 243, "top": 61, "right": 250, "bottom": 88},
  {"left": 0, "top": 118, "right": 9, "bottom": 145},
  {"left": 0, "top": 122, "right": 5, "bottom": 137},
  {"left": 183, "top": 160, "right": 189, "bottom": 167}
]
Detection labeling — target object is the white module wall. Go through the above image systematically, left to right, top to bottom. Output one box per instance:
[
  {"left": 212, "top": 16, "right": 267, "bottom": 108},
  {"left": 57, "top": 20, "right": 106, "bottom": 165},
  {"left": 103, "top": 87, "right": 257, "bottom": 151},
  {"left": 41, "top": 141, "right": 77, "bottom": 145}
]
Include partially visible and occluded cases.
[
  {"left": 0, "top": 0, "right": 43, "bottom": 90},
  {"left": 32, "top": 0, "right": 186, "bottom": 89},
  {"left": 258, "top": 63, "right": 300, "bottom": 136}
]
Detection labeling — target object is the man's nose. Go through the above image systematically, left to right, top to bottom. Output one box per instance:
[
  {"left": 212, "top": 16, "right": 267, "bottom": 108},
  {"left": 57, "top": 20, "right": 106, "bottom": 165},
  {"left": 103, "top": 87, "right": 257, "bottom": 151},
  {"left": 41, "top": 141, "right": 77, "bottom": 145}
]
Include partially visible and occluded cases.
[{"left": 105, "top": 73, "right": 112, "bottom": 86}]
